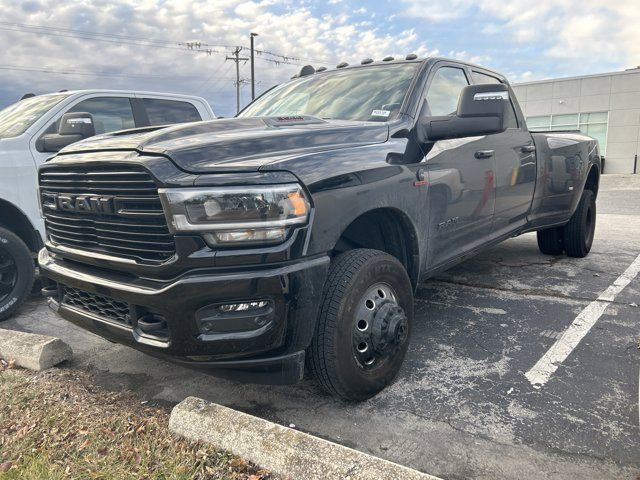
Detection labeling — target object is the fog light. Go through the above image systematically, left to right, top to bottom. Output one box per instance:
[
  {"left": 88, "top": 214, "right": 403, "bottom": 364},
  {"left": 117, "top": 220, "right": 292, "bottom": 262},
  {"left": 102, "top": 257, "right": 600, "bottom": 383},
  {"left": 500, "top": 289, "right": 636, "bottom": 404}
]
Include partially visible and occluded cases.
[
  {"left": 195, "top": 299, "right": 274, "bottom": 336},
  {"left": 218, "top": 301, "right": 269, "bottom": 312}
]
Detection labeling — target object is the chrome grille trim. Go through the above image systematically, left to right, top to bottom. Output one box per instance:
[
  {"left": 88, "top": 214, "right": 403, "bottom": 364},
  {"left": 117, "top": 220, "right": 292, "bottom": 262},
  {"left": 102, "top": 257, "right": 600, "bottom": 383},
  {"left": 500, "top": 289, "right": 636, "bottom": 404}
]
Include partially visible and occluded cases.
[{"left": 39, "top": 164, "right": 176, "bottom": 263}]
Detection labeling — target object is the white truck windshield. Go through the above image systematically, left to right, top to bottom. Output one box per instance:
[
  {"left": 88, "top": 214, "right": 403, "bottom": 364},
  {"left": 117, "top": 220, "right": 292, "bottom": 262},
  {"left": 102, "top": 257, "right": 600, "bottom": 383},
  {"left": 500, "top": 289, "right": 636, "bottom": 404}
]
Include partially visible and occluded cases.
[{"left": 0, "top": 93, "right": 71, "bottom": 139}]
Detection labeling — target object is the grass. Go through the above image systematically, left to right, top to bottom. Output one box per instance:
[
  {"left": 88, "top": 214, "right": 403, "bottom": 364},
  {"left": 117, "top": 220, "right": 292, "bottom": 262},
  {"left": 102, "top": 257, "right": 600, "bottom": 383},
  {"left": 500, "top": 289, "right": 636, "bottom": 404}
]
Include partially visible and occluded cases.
[{"left": 0, "top": 360, "right": 272, "bottom": 480}]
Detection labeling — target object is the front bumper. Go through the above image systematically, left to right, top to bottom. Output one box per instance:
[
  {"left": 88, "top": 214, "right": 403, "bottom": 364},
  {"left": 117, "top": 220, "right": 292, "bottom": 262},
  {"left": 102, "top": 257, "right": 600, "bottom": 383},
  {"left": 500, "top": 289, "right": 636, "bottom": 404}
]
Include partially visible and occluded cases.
[{"left": 39, "top": 248, "right": 329, "bottom": 384}]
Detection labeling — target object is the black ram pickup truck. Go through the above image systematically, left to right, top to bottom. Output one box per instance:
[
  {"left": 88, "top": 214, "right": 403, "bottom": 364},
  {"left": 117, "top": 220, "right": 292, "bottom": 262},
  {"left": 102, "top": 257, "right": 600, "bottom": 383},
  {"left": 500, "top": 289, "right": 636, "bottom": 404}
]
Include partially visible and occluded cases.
[{"left": 38, "top": 56, "right": 600, "bottom": 400}]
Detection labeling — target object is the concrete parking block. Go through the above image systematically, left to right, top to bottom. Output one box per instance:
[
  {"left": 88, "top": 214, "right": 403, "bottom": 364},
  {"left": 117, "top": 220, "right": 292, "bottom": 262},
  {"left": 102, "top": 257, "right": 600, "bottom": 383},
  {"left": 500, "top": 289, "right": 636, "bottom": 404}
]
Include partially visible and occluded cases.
[
  {"left": 0, "top": 328, "right": 72, "bottom": 371},
  {"left": 169, "top": 396, "right": 439, "bottom": 480}
]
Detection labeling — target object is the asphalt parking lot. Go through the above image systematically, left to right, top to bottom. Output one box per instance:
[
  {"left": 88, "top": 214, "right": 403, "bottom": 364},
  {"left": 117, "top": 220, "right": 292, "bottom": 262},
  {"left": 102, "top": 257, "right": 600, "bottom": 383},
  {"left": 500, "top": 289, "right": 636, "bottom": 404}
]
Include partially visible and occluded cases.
[{"left": 6, "top": 174, "right": 640, "bottom": 480}]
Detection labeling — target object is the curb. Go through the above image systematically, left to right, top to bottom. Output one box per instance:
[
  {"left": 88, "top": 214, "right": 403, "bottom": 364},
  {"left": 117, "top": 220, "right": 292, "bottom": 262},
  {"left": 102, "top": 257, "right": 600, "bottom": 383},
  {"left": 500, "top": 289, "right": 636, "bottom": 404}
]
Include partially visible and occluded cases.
[
  {"left": 0, "top": 328, "right": 72, "bottom": 371},
  {"left": 169, "top": 396, "right": 440, "bottom": 480}
]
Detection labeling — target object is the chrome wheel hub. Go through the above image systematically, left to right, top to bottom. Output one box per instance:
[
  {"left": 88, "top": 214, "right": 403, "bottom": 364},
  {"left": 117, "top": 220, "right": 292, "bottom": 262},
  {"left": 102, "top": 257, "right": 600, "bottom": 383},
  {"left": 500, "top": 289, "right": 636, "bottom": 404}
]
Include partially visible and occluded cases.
[{"left": 352, "top": 283, "right": 408, "bottom": 369}]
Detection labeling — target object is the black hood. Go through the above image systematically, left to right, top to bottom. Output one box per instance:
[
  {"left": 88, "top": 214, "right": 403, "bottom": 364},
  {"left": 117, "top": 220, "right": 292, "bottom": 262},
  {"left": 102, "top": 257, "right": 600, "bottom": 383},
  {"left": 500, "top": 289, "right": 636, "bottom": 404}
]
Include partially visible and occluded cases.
[{"left": 59, "top": 116, "right": 389, "bottom": 172}]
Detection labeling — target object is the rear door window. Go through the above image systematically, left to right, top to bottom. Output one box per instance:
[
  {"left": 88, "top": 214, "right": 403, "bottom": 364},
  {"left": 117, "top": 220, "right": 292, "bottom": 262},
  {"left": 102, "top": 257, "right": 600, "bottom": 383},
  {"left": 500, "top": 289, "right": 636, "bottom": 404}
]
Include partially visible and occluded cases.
[{"left": 142, "top": 99, "right": 202, "bottom": 125}]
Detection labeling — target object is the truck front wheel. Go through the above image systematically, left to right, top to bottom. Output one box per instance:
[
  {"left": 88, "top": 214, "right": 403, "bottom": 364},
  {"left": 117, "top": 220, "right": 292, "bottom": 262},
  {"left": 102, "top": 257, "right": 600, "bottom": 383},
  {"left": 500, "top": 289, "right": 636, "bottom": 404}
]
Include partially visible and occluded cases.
[
  {"left": 0, "top": 227, "right": 35, "bottom": 321},
  {"left": 307, "top": 249, "right": 413, "bottom": 401}
]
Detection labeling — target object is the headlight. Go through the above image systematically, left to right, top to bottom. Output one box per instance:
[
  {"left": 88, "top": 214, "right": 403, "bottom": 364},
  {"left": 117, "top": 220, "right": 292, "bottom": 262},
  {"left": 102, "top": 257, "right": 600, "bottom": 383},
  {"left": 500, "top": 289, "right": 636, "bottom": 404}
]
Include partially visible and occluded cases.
[{"left": 159, "top": 184, "right": 310, "bottom": 245}]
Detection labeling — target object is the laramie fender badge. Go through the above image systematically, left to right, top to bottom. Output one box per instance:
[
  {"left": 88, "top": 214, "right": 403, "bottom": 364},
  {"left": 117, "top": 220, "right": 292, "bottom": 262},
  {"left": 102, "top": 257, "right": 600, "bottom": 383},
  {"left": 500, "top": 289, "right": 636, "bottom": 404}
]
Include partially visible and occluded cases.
[{"left": 414, "top": 168, "right": 428, "bottom": 187}]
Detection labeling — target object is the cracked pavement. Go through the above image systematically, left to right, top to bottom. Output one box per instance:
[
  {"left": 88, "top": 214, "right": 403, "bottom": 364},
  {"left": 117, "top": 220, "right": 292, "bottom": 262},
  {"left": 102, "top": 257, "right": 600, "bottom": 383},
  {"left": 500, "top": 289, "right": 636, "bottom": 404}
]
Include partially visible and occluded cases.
[{"left": 5, "top": 174, "right": 640, "bottom": 479}]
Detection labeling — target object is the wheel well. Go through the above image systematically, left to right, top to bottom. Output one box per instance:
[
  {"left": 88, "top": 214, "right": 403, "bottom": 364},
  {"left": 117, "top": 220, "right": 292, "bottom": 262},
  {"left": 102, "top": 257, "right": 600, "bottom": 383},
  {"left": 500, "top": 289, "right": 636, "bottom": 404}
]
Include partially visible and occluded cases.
[
  {"left": 584, "top": 165, "right": 599, "bottom": 197},
  {"left": 0, "top": 199, "right": 41, "bottom": 253},
  {"left": 333, "top": 208, "right": 420, "bottom": 288}
]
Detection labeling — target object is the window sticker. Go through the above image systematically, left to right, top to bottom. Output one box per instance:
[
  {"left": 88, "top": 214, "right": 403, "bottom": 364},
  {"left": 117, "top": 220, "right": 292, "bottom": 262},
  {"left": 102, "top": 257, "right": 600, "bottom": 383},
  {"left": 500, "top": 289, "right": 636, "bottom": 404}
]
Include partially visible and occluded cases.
[{"left": 371, "top": 109, "right": 391, "bottom": 117}]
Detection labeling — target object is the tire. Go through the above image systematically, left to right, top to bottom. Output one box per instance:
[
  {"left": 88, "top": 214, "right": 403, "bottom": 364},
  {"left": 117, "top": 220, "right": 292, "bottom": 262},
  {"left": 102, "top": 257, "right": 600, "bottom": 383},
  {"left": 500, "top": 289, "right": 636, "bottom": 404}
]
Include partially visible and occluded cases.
[
  {"left": 564, "top": 189, "right": 596, "bottom": 258},
  {"left": 537, "top": 226, "right": 565, "bottom": 255},
  {"left": 0, "top": 227, "right": 35, "bottom": 321},
  {"left": 307, "top": 249, "right": 413, "bottom": 401}
]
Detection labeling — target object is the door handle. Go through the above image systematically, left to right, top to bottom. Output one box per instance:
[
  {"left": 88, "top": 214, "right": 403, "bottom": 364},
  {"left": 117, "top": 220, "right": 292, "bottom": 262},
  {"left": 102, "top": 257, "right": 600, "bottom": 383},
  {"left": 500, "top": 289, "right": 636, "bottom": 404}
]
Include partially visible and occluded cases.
[
  {"left": 520, "top": 145, "right": 536, "bottom": 153},
  {"left": 475, "top": 150, "right": 494, "bottom": 159}
]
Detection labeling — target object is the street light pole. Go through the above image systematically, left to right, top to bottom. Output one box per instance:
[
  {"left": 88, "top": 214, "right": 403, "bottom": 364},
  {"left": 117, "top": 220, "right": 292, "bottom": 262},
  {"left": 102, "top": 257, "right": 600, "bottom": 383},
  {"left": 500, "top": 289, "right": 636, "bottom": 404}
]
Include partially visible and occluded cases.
[{"left": 250, "top": 32, "right": 258, "bottom": 101}]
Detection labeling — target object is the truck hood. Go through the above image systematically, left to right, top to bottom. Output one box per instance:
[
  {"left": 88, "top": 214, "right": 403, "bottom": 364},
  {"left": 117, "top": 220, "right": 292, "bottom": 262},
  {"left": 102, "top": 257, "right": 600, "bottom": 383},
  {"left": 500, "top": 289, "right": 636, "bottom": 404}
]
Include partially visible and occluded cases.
[{"left": 59, "top": 116, "right": 389, "bottom": 172}]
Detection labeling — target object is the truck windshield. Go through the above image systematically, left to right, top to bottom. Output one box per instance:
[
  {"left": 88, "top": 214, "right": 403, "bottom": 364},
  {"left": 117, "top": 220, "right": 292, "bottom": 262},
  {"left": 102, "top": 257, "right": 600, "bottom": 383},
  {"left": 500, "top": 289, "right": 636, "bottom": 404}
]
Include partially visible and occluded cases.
[
  {"left": 238, "top": 63, "right": 420, "bottom": 122},
  {"left": 0, "top": 93, "right": 71, "bottom": 139}
]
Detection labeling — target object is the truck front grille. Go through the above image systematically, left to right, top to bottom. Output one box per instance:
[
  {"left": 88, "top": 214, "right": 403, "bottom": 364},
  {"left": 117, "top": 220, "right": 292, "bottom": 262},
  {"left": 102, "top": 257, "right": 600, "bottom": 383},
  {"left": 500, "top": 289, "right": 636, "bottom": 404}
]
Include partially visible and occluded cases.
[
  {"left": 39, "top": 164, "right": 175, "bottom": 263},
  {"left": 62, "top": 285, "right": 131, "bottom": 327}
]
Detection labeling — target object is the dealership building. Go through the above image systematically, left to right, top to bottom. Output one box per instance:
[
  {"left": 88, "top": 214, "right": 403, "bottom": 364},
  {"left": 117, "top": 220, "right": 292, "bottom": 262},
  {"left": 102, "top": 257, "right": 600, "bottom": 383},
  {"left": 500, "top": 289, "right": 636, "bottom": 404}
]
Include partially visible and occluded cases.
[{"left": 513, "top": 67, "right": 640, "bottom": 174}]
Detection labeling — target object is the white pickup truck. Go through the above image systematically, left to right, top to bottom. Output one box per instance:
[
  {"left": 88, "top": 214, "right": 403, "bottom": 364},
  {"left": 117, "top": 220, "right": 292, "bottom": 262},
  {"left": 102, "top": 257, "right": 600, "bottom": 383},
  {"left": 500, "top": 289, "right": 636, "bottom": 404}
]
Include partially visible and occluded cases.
[{"left": 0, "top": 90, "right": 215, "bottom": 320}]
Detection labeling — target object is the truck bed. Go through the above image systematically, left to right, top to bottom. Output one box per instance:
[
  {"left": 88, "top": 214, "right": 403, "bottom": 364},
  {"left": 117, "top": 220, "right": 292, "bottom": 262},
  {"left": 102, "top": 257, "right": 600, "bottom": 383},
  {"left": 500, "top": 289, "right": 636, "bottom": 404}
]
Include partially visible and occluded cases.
[{"left": 528, "top": 130, "right": 600, "bottom": 228}]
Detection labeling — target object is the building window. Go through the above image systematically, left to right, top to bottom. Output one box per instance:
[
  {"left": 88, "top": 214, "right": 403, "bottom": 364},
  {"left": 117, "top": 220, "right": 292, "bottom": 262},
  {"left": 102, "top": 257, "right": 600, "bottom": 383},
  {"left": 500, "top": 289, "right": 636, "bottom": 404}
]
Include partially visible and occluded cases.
[
  {"left": 526, "top": 112, "right": 609, "bottom": 154},
  {"left": 551, "top": 114, "right": 579, "bottom": 130},
  {"left": 526, "top": 115, "right": 551, "bottom": 130}
]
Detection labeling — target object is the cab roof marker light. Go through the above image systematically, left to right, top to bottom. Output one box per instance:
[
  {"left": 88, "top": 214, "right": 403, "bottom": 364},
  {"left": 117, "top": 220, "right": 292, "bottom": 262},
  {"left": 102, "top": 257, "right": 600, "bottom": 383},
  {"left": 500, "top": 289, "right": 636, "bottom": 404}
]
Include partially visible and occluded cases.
[
  {"left": 405, "top": 53, "right": 418, "bottom": 60},
  {"left": 382, "top": 56, "right": 394, "bottom": 61},
  {"left": 361, "top": 58, "right": 374, "bottom": 65},
  {"left": 336, "top": 62, "right": 349, "bottom": 68},
  {"left": 299, "top": 65, "right": 315, "bottom": 77},
  {"left": 316, "top": 66, "right": 327, "bottom": 72}
]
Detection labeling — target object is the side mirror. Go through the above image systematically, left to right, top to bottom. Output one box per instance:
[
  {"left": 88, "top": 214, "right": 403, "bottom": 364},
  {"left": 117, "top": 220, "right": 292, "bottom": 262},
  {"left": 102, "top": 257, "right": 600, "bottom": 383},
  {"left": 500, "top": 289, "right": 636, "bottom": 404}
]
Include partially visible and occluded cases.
[
  {"left": 420, "top": 84, "right": 509, "bottom": 142},
  {"left": 38, "top": 112, "right": 96, "bottom": 153},
  {"left": 58, "top": 112, "right": 96, "bottom": 138}
]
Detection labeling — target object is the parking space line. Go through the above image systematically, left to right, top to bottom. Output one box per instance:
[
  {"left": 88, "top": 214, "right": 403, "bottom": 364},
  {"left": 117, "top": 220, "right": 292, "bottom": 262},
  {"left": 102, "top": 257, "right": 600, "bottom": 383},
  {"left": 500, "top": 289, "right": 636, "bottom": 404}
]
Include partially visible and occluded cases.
[{"left": 525, "top": 252, "right": 640, "bottom": 388}]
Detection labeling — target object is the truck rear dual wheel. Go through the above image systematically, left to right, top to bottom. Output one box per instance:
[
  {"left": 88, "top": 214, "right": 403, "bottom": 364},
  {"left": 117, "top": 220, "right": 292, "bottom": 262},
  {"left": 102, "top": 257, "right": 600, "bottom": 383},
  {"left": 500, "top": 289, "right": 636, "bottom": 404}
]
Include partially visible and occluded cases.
[
  {"left": 536, "top": 190, "right": 596, "bottom": 258},
  {"left": 563, "top": 190, "right": 596, "bottom": 257},
  {"left": 536, "top": 226, "right": 564, "bottom": 255},
  {"left": 0, "top": 227, "right": 35, "bottom": 321},
  {"left": 307, "top": 249, "right": 413, "bottom": 401}
]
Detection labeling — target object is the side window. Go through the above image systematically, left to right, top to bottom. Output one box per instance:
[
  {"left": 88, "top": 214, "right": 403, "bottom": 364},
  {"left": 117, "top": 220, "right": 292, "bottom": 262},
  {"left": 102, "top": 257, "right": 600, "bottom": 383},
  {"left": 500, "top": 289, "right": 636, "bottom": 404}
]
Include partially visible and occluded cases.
[
  {"left": 426, "top": 67, "right": 469, "bottom": 116},
  {"left": 471, "top": 71, "right": 501, "bottom": 84},
  {"left": 472, "top": 71, "right": 519, "bottom": 129},
  {"left": 68, "top": 97, "right": 135, "bottom": 134},
  {"left": 142, "top": 99, "right": 202, "bottom": 125}
]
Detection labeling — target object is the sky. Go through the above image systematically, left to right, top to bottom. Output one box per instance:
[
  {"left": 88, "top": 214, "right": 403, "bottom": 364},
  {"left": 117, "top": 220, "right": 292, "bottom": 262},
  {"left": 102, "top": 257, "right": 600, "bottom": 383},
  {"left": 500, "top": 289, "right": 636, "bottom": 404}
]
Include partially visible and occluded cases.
[{"left": 1, "top": 0, "right": 639, "bottom": 117}]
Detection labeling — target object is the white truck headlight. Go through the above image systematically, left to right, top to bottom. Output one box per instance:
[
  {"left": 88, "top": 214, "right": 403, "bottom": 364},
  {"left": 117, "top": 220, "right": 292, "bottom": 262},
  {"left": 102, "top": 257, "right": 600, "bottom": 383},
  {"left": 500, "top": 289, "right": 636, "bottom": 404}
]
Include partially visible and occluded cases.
[{"left": 159, "top": 184, "right": 310, "bottom": 245}]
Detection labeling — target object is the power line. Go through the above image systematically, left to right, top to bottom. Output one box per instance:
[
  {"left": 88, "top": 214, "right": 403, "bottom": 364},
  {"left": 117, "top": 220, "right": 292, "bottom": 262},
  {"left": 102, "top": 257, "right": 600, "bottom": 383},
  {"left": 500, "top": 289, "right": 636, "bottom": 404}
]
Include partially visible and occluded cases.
[
  {"left": 0, "top": 21, "right": 320, "bottom": 66},
  {"left": 0, "top": 21, "right": 236, "bottom": 50},
  {"left": 0, "top": 21, "right": 334, "bottom": 107},
  {"left": 0, "top": 21, "right": 179, "bottom": 44},
  {"left": 0, "top": 25, "right": 227, "bottom": 56},
  {"left": 251, "top": 47, "right": 332, "bottom": 65},
  {"left": 195, "top": 61, "right": 235, "bottom": 95},
  {"left": 0, "top": 64, "right": 223, "bottom": 80}
]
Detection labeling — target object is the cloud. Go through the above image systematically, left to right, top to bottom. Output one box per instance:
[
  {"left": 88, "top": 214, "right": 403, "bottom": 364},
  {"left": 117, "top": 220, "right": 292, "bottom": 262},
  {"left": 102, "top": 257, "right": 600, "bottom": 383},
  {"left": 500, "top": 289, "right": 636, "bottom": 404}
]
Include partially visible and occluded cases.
[
  {"left": 0, "top": 0, "right": 434, "bottom": 115},
  {"left": 3, "top": 0, "right": 636, "bottom": 116},
  {"left": 400, "top": 0, "right": 640, "bottom": 74},
  {"left": 447, "top": 50, "right": 491, "bottom": 66}
]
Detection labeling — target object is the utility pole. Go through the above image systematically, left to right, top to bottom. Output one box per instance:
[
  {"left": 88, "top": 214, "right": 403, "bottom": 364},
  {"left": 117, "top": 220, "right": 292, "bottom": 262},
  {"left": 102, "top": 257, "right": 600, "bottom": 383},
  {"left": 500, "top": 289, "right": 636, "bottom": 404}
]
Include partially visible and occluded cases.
[
  {"left": 250, "top": 32, "right": 258, "bottom": 101},
  {"left": 225, "top": 46, "right": 249, "bottom": 113}
]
